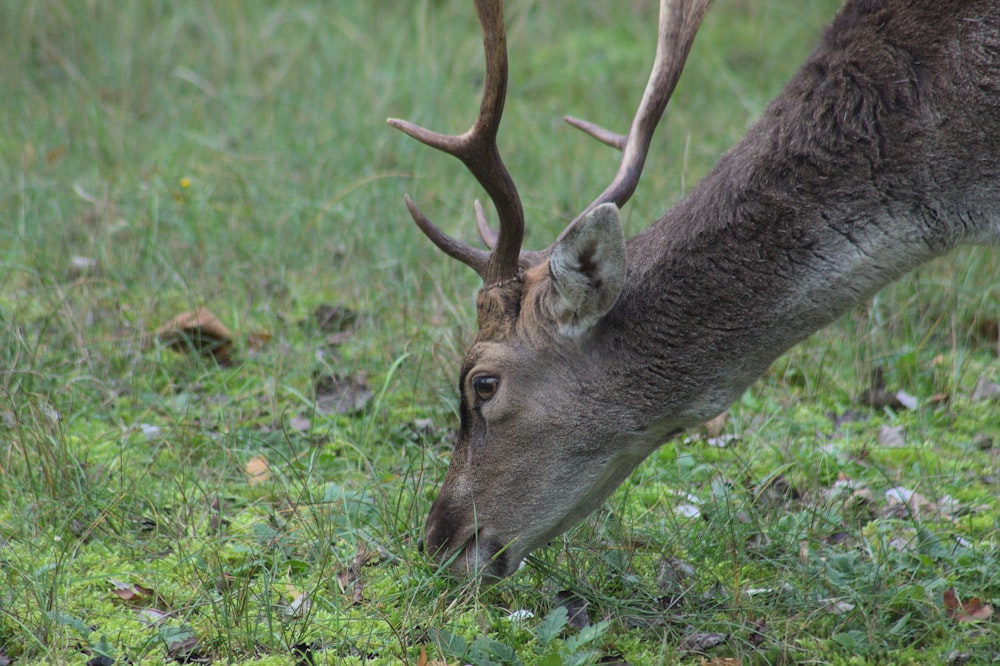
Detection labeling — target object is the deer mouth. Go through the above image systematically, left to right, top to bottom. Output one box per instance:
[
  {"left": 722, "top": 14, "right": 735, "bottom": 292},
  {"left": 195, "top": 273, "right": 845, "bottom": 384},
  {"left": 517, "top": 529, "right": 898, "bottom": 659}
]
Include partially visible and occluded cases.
[{"left": 425, "top": 527, "right": 515, "bottom": 580}]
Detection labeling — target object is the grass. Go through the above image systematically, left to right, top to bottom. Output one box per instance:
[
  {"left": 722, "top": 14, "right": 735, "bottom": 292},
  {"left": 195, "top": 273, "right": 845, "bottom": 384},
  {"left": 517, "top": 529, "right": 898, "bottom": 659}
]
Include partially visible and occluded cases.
[{"left": 2, "top": 0, "right": 998, "bottom": 663}]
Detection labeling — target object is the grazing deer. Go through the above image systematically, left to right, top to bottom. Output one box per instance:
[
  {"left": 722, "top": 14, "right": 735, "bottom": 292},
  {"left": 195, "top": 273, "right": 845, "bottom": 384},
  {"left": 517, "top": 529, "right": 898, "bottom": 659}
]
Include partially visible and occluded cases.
[{"left": 389, "top": 0, "right": 1000, "bottom": 579}]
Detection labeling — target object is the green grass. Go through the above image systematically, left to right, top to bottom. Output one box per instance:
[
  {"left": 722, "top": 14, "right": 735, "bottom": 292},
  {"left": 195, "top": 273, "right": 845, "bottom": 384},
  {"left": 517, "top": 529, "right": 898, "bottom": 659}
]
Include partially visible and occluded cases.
[{"left": 2, "top": 0, "right": 999, "bottom": 664}]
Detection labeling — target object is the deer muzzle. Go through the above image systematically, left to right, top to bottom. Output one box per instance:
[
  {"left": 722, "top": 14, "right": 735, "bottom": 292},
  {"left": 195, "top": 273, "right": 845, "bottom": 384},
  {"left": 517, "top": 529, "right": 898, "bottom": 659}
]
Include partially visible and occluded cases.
[{"left": 424, "top": 499, "right": 515, "bottom": 579}]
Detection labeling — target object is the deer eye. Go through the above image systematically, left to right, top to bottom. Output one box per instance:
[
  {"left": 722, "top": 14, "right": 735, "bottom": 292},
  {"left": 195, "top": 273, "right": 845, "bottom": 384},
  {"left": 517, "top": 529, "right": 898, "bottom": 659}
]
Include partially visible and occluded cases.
[{"left": 472, "top": 376, "right": 499, "bottom": 403}]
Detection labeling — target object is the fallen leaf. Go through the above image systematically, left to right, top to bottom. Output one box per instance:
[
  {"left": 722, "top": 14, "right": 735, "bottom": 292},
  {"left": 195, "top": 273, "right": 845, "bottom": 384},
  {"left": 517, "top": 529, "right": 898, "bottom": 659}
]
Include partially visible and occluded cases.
[
  {"left": 46, "top": 145, "right": 67, "bottom": 164},
  {"left": 68, "top": 256, "right": 98, "bottom": 279},
  {"left": 313, "top": 304, "right": 357, "bottom": 333},
  {"left": 156, "top": 307, "right": 234, "bottom": 365},
  {"left": 970, "top": 316, "right": 999, "bottom": 355},
  {"left": 246, "top": 330, "right": 271, "bottom": 352},
  {"left": 325, "top": 330, "right": 354, "bottom": 347},
  {"left": 856, "top": 367, "right": 910, "bottom": 410},
  {"left": 315, "top": 373, "right": 373, "bottom": 415},
  {"left": 971, "top": 376, "right": 1000, "bottom": 402},
  {"left": 894, "top": 390, "right": 918, "bottom": 410},
  {"left": 927, "top": 392, "right": 950, "bottom": 406},
  {"left": 826, "top": 409, "right": 869, "bottom": 431},
  {"left": 704, "top": 411, "right": 728, "bottom": 438},
  {"left": 137, "top": 423, "right": 162, "bottom": 440},
  {"left": 878, "top": 424, "right": 906, "bottom": 448},
  {"left": 706, "top": 433, "right": 739, "bottom": 448},
  {"left": 973, "top": 434, "right": 994, "bottom": 450},
  {"left": 245, "top": 456, "right": 271, "bottom": 485},
  {"left": 885, "top": 486, "right": 936, "bottom": 518},
  {"left": 208, "top": 495, "right": 228, "bottom": 534},
  {"left": 675, "top": 504, "right": 701, "bottom": 519},
  {"left": 336, "top": 541, "right": 385, "bottom": 605},
  {"left": 657, "top": 556, "right": 695, "bottom": 598},
  {"left": 109, "top": 579, "right": 167, "bottom": 607},
  {"left": 285, "top": 584, "right": 311, "bottom": 617},
  {"left": 943, "top": 587, "right": 994, "bottom": 622},
  {"left": 554, "top": 590, "right": 591, "bottom": 629},
  {"left": 819, "top": 598, "right": 856, "bottom": 615},
  {"left": 138, "top": 609, "right": 170, "bottom": 627},
  {"left": 506, "top": 609, "right": 535, "bottom": 622},
  {"left": 748, "top": 618, "right": 767, "bottom": 649},
  {"left": 679, "top": 630, "right": 727, "bottom": 654},
  {"left": 165, "top": 633, "right": 204, "bottom": 663},
  {"left": 292, "top": 642, "right": 315, "bottom": 666},
  {"left": 416, "top": 644, "right": 453, "bottom": 666},
  {"left": 947, "top": 650, "right": 974, "bottom": 666}
]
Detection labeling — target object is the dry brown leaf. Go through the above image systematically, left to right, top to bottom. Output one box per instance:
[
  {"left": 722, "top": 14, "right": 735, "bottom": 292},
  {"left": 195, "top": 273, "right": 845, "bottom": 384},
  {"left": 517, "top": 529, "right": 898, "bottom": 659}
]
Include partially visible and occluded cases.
[
  {"left": 68, "top": 256, "right": 98, "bottom": 279},
  {"left": 314, "top": 304, "right": 357, "bottom": 333},
  {"left": 156, "top": 307, "right": 234, "bottom": 364},
  {"left": 970, "top": 316, "right": 999, "bottom": 355},
  {"left": 246, "top": 330, "right": 271, "bottom": 352},
  {"left": 856, "top": 367, "right": 910, "bottom": 410},
  {"left": 315, "top": 373, "right": 373, "bottom": 415},
  {"left": 971, "top": 376, "right": 1000, "bottom": 402},
  {"left": 927, "top": 392, "right": 950, "bottom": 406},
  {"left": 704, "top": 411, "right": 728, "bottom": 438},
  {"left": 878, "top": 424, "right": 906, "bottom": 448},
  {"left": 973, "top": 434, "right": 994, "bottom": 450},
  {"left": 245, "top": 455, "right": 271, "bottom": 485},
  {"left": 884, "top": 487, "right": 936, "bottom": 519},
  {"left": 208, "top": 495, "right": 228, "bottom": 534},
  {"left": 336, "top": 541, "right": 386, "bottom": 605},
  {"left": 109, "top": 579, "right": 168, "bottom": 608},
  {"left": 110, "top": 582, "right": 153, "bottom": 602},
  {"left": 285, "top": 583, "right": 310, "bottom": 617},
  {"left": 944, "top": 587, "right": 994, "bottom": 622},
  {"left": 554, "top": 590, "right": 591, "bottom": 629},
  {"left": 679, "top": 630, "right": 727, "bottom": 654},
  {"left": 165, "top": 634, "right": 203, "bottom": 662},
  {"left": 417, "top": 645, "right": 454, "bottom": 666}
]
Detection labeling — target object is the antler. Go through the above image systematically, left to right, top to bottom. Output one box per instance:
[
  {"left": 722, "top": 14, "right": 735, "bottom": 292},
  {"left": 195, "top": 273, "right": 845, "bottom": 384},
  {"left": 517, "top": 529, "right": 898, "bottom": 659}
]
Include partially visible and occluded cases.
[
  {"left": 388, "top": 0, "right": 525, "bottom": 287},
  {"left": 565, "top": 0, "right": 710, "bottom": 221}
]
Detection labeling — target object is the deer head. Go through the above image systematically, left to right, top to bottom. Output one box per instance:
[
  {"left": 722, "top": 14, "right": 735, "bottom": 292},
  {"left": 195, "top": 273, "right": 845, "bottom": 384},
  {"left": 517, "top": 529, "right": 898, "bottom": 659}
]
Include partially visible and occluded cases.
[
  {"left": 388, "top": 0, "right": 709, "bottom": 579},
  {"left": 389, "top": 0, "right": 1000, "bottom": 579}
]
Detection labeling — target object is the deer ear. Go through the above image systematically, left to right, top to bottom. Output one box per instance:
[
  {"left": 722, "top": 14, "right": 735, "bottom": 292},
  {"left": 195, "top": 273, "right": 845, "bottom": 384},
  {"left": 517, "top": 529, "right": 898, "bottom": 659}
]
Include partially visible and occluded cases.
[{"left": 546, "top": 203, "right": 626, "bottom": 338}]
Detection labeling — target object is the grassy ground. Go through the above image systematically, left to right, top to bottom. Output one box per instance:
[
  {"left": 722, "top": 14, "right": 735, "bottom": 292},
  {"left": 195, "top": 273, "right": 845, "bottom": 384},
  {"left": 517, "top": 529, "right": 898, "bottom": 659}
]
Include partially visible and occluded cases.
[{"left": 2, "top": 0, "right": 998, "bottom": 664}]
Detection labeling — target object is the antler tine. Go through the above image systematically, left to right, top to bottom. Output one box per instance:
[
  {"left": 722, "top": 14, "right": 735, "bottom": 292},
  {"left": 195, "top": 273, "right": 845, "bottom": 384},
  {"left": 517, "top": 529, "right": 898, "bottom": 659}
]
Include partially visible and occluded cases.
[
  {"left": 387, "top": 0, "right": 525, "bottom": 286},
  {"left": 566, "top": 0, "right": 710, "bottom": 220},
  {"left": 563, "top": 116, "right": 626, "bottom": 151},
  {"left": 405, "top": 195, "right": 491, "bottom": 271},
  {"left": 475, "top": 199, "right": 548, "bottom": 269}
]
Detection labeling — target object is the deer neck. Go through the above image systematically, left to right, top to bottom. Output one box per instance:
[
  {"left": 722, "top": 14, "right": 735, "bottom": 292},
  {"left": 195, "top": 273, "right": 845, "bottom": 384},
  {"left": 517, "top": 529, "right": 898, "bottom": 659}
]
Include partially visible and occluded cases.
[{"left": 597, "top": 92, "right": 975, "bottom": 439}]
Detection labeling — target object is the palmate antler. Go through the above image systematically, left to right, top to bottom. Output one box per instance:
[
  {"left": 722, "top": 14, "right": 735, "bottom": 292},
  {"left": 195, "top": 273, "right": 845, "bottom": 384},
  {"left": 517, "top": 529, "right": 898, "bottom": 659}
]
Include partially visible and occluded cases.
[{"left": 389, "top": 0, "right": 709, "bottom": 283}]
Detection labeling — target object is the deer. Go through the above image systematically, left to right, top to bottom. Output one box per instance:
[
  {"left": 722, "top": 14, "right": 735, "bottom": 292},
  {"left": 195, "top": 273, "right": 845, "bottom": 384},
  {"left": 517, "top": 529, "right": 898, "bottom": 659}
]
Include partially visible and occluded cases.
[{"left": 388, "top": 0, "right": 1000, "bottom": 580}]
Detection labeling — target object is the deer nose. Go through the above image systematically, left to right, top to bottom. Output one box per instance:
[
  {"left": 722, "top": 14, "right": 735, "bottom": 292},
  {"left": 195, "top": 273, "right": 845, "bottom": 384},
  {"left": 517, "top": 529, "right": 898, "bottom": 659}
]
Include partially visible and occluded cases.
[
  {"left": 424, "top": 495, "right": 468, "bottom": 562},
  {"left": 423, "top": 512, "right": 452, "bottom": 560}
]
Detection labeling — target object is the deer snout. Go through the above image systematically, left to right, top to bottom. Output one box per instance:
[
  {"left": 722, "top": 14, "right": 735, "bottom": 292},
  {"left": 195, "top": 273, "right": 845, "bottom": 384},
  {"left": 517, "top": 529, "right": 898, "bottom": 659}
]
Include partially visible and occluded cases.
[
  {"left": 423, "top": 494, "right": 470, "bottom": 569},
  {"left": 423, "top": 495, "right": 462, "bottom": 559},
  {"left": 424, "top": 500, "right": 512, "bottom": 578}
]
